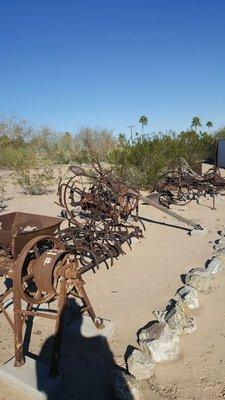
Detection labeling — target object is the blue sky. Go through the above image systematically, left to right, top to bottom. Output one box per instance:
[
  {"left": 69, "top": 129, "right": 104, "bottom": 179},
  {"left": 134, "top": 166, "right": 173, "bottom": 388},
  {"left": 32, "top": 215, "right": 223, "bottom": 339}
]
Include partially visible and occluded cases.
[{"left": 0, "top": 0, "right": 225, "bottom": 137}]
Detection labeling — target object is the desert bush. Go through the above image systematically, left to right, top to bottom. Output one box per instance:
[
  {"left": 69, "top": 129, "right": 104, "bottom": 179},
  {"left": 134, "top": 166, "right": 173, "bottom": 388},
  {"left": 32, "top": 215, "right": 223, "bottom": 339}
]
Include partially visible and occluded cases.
[
  {"left": 0, "top": 113, "right": 223, "bottom": 192},
  {"left": 0, "top": 115, "right": 34, "bottom": 169},
  {"left": 29, "top": 127, "right": 116, "bottom": 165},
  {"left": 73, "top": 127, "right": 116, "bottom": 163},
  {"left": 108, "top": 129, "right": 219, "bottom": 189},
  {"left": 0, "top": 142, "right": 34, "bottom": 170},
  {"left": 15, "top": 157, "right": 54, "bottom": 195}
]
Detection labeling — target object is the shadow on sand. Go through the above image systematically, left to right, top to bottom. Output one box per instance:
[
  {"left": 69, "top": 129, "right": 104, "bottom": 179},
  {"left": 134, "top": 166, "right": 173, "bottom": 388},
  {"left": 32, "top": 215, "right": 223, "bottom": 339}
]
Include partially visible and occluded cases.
[{"left": 30, "top": 299, "right": 131, "bottom": 400}]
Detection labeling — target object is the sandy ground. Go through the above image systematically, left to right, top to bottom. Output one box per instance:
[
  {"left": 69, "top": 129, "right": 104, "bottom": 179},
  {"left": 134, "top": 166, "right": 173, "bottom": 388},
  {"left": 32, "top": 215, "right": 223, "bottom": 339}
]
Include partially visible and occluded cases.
[{"left": 0, "top": 165, "right": 225, "bottom": 399}]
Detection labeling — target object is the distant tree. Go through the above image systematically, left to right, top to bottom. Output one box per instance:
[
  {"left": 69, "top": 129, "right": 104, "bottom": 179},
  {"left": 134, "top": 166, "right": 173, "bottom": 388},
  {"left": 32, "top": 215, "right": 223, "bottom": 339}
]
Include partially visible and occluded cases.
[
  {"left": 139, "top": 115, "right": 148, "bottom": 135},
  {"left": 191, "top": 116, "right": 202, "bottom": 132},
  {"left": 206, "top": 121, "right": 213, "bottom": 131},
  {"left": 118, "top": 133, "right": 127, "bottom": 147}
]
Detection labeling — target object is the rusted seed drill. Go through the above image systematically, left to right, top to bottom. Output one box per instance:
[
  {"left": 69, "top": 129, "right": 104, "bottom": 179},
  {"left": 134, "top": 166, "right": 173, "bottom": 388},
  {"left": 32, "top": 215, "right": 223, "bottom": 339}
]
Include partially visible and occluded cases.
[
  {"left": 0, "top": 165, "right": 203, "bottom": 378},
  {"left": 0, "top": 212, "right": 103, "bottom": 377}
]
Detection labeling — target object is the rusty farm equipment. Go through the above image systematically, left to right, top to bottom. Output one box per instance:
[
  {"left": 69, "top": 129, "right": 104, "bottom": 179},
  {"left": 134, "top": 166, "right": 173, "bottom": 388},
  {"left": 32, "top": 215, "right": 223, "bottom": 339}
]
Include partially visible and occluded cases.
[
  {"left": 151, "top": 159, "right": 225, "bottom": 208},
  {"left": 0, "top": 164, "right": 204, "bottom": 378},
  {"left": 57, "top": 164, "right": 144, "bottom": 270},
  {"left": 57, "top": 164, "right": 140, "bottom": 226},
  {"left": 58, "top": 166, "right": 202, "bottom": 238},
  {"left": 0, "top": 212, "right": 104, "bottom": 377}
]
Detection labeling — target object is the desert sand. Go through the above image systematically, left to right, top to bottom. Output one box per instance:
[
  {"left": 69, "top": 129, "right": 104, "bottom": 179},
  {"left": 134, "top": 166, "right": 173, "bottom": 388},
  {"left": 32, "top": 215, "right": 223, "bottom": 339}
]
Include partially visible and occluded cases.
[{"left": 0, "top": 165, "right": 225, "bottom": 400}]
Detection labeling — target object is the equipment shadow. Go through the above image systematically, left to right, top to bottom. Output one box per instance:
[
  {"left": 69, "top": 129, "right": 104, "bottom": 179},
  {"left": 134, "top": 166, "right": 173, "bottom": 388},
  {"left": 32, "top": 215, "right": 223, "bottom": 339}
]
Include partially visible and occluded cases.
[
  {"left": 137, "top": 215, "right": 190, "bottom": 232},
  {"left": 34, "top": 299, "right": 130, "bottom": 400}
]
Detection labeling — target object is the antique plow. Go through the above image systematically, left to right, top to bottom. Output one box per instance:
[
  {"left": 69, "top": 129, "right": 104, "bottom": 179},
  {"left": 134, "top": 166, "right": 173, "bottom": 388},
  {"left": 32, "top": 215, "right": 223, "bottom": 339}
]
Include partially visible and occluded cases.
[
  {"left": 152, "top": 159, "right": 225, "bottom": 208},
  {"left": 57, "top": 163, "right": 203, "bottom": 251},
  {"left": 57, "top": 163, "right": 144, "bottom": 272},
  {"left": 57, "top": 164, "right": 139, "bottom": 226},
  {"left": 0, "top": 212, "right": 103, "bottom": 377}
]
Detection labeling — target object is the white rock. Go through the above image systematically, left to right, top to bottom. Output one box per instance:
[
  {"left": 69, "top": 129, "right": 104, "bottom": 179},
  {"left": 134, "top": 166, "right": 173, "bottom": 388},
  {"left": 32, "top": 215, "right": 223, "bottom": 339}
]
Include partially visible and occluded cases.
[
  {"left": 190, "top": 228, "right": 208, "bottom": 237},
  {"left": 219, "top": 228, "right": 225, "bottom": 237},
  {"left": 216, "top": 238, "right": 225, "bottom": 245},
  {"left": 214, "top": 243, "right": 225, "bottom": 251},
  {"left": 217, "top": 248, "right": 225, "bottom": 256},
  {"left": 217, "top": 252, "right": 225, "bottom": 267},
  {"left": 206, "top": 257, "right": 224, "bottom": 275},
  {"left": 185, "top": 268, "right": 211, "bottom": 293},
  {"left": 176, "top": 286, "right": 199, "bottom": 309},
  {"left": 165, "top": 301, "right": 197, "bottom": 334},
  {"left": 152, "top": 310, "right": 167, "bottom": 322},
  {"left": 139, "top": 322, "right": 180, "bottom": 363},
  {"left": 127, "top": 349, "right": 155, "bottom": 380}
]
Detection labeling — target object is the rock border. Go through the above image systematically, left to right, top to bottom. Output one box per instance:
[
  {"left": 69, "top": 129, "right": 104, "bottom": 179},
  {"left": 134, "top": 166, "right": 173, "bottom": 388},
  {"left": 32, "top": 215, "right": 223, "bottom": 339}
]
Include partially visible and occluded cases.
[{"left": 112, "top": 229, "right": 225, "bottom": 399}]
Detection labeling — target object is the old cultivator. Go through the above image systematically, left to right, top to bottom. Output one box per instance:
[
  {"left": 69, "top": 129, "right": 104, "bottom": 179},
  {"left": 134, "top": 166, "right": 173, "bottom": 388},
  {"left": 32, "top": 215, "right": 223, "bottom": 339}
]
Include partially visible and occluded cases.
[
  {"left": 152, "top": 159, "right": 225, "bottom": 207},
  {"left": 0, "top": 163, "right": 202, "bottom": 377},
  {"left": 57, "top": 164, "right": 144, "bottom": 271}
]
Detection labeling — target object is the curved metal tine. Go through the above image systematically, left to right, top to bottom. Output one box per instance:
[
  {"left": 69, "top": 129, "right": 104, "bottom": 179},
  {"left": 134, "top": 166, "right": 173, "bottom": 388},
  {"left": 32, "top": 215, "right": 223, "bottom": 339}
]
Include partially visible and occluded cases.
[
  {"left": 92, "top": 159, "right": 113, "bottom": 180},
  {"left": 62, "top": 175, "right": 84, "bottom": 217},
  {"left": 68, "top": 175, "right": 86, "bottom": 201},
  {"left": 57, "top": 178, "right": 65, "bottom": 206},
  {"left": 63, "top": 181, "right": 78, "bottom": 221},
  {"left": 69, "top": 187, "right": 84, "bottom": 208},
  {"left": 65, "top": 196, "right": 84, "bottom": 226},
  {"left": 135, "top": 203, "right": 139, "bottom": 219},
  {"left": 135, "top": 216, "right": 146, "bottom": 232},
  {"left": 97, "top": 219, "right": 111, "bottom": 235},
  {"left": 89, "top": 222, "right": 101, "bottom": 241},
  {"left": 124, "top": 222, "right": 143, "bottom": 238},
  {"left": 114, "top": 223, "right": 129, "bottom": 235},
  {"left": 118, "top": 223, "right": 133, "bottom": 243},
  {"left": 119, "top": 223, "right": 137, "bottom": 240},
  {"left": 133, "top": 224, "right": 143, "bottom": 238},
  {"left": 79, "top": 225, "right": 93, "bottom": 243},
  {"left": 110, "top": 225, "right": 132, "bottom": 249},
  {"left": 57, "top": 227, "right": 72, "bottom": 238},
  {"left": 66, "top": 229, "right": 90, "bottom": 254},
  {"left": 110, "top": 229, "right": 128, "bottom": 243},
  {"left": 120, "top": 234, "right": 132, "bottom": 249},
  {"left": 64, "top": 235, "right": 78, "bottom": 252},
  {"left": 105, "top": 236, "right": 126, "bottom": 256},
  {"left": 89, "top": 241, "right": 112, "bottom": 269},
  {"left": 89, "top": 241, "right": 103, "bottom": 257},
  {"left": 94, "top": 241, "right": 114, "bottom": 267},
  {"left": 79, "top": 246, "right": 100, "bottom": 271},
  {"left": 78, "top": 254, "right": 96, "bottom": 274},
  {"left": 102, "top": 258, "right": 110, "bottom": 269}
]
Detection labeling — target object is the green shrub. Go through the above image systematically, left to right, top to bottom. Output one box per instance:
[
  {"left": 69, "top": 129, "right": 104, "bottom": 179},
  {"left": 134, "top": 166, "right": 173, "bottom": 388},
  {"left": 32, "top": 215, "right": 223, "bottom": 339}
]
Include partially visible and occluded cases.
[
  {"left": 0, "top": 113, "right": 223, "bottom": 192},
  {"left": 108, "top": 129, "right": 217, "bottom": 189},
  {"left": 15, "top": 157, "right": 54, "bottom": 195}
]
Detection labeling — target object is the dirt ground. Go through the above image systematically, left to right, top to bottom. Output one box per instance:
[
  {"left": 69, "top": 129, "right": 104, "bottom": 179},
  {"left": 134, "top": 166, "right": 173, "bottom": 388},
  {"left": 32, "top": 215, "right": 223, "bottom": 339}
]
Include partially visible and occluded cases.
[{"left": 0, "top": 165, "right": 225, "bottom": 400}]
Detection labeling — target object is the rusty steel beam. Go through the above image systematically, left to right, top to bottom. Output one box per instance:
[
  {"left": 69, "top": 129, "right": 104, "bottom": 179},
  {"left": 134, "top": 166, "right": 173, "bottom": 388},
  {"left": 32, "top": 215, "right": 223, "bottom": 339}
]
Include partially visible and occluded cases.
[{"left": 128, "top": 189, "right": 203, "bottom": 230}]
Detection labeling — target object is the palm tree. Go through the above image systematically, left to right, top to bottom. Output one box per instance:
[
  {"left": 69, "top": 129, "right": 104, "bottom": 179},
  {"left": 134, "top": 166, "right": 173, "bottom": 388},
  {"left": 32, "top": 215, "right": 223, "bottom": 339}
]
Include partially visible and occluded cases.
[
  {"left": 139, "top": 115, "right": 148, "bottom": 135},
  {"left": 191, "top": 116, "right": 202, "bottom": 132},
  {"left": 206, "top": 121, "right": 213, "bottom": 131}
]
